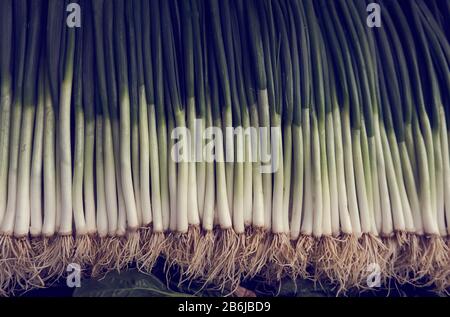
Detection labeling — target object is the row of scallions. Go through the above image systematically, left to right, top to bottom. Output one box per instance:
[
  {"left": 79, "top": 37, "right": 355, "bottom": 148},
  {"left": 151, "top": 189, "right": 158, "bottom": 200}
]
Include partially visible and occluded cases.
[{"left": 0, "top": 0, "right": 449, "bottom": 296}]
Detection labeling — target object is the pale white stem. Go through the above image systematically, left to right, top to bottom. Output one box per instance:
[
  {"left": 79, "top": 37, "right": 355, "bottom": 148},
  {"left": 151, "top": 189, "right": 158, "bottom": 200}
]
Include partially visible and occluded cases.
[
  {"left": 59, "top": 79, "right": 74, "bottom": 235},
  {"left": 0, "top": 80, "right": 12, "bottom": 224},
  {"left": 30, "top": 81, "right": 45, "bottom": 236},
  {"left": 42, "top": 81, "right": 56, "bottom": 237},
  {"left": 138, "top": 87, "right": 151, "bottom": 227},
  {"left": 257, "top": 90, "right": 272, "bottom": 230},
  {"left": 119, "top": 91, "right": 139, "bottom": 231},
  {"left": 1, "top": 97, "right": 22, "bottom": 234},
  {"left": 187, "top": 97, "right": 199, "bottom": 226},
  {"left": 202, "top": 100, "right": 215, "bottom": 231},
  {"left": 72, "top": 102, "right": 87, "bottom": 236},
  {"left": 149, "top": 103, "right": 163, "bottom": 231},
  {"left": 14, "top": 104, "right": 35, "bottom": 237},
  {"left": 250, "top": 104, "right": 264, "bottom": 228},
  {"left": 333, "top": 106, "right": 352, "bottom": 234},
  {"left": 439, "top": 107, "right": 450, "bottom": 235},
  {"left": 131, "top": 108, "right": 142, "bottom": 226},
  {"left": 300, "top": 108, "right": 313, "bottom": 235},
  {"left": 420, "top": 109, "right": 436, "bottom": 220},
  {"left": 174, "top": 110, "right": 189, "bottom": 233},
  {"left": 224, "top": 110, "right": 234, "bottom": 213},
  {"left": 84, "top": 111, "right": 96, "bottom": 234},
  {"left": 342, "top": 111, "right": 361, "bottom": 236},
  {"left": 168, "top": 112, "right": 177, "bottom": 231},
  {"left": 311, "top": 113, "right": 323, "bottom": 238},
  {"left": 326, "top": 113, "right": 339, "bottom": 236},
  {"left": 374, "top": 113, "right": 393, "bottom": 236},
  {"left": 214, "top": 115, "right": 232, "bottom": 230},
  {"left": 243, "top": 115, "right": 253, "bottom": 227},
  {"left": 95, "top": 116, "right": 108, "bottom": 237},
  {"left": 111, "top": 117, "right": 125, "bottom": 236},
  {"left": 196, "top": 117, "right": 206, "bottom": 219},
  {"left": 157, "top": 118, "right": 169, "bottom": 231},
  {"left": 320, "top": 118, "right": 331, "bottom": 236},
  {"left": 414, "top": 118, "right": 439, "bottom": 235},
  {"left": 272, "top": 119, "right": 284, "bottom": 234},
  {"left": 55, "top": 120, "right": 61, "bottom": 232},
  {"left": 361, "top": 120, "right": 375, "bottom": 234},
  {"left": 405, "top": 123, "right": 418, "bottom": 185},
  {"left": 290, "top": 124, "right": 304, "bottom": 239},
  {"left": 282, "top": 125, "right": 292, "bottom": 234},
  {"left": 380, "top": 125, "right": 405, "bottom": 232},
  {"left": 433, "top": 128, "right": 446, "bottom": 236},
  {"left": 352, "top": 129, "right": 371, "bottom": 234},
  {"left": 388, "top": 132, "right": 415, "bottom": 232},
  {"left": 369, "top": 135, "right": 381, "bottom": 235},
  {"left": 233, "top": 136, "right": 244, "bottom": 233},
  {"left": 399, "top": 142, "right": 423, "bottom": 234}
]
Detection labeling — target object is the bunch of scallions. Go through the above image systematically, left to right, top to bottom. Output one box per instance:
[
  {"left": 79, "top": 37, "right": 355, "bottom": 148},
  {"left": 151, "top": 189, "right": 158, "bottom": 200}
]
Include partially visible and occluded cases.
[{"left": 0, "top": 0, "right": 449, "bottom": 296}]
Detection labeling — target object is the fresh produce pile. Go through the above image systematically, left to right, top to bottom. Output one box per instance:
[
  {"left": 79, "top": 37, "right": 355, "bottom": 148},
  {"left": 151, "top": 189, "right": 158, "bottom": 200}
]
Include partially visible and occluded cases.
[{"left": 0, "top": 0, "right": 449, "bottom": 296}]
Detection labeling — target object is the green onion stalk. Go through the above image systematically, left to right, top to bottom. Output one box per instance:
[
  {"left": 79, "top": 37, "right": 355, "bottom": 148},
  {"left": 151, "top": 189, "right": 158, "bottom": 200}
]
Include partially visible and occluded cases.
[
  {"left": 0, "top": 0, "right": 13, "bottom": 225},
  {"left": 1, "top": 0, "right": 27, "bottom": 239},
  {"left": 12, "top": 0, "right": 43, "bottom": 291},
  {"left": 41, "top": 0, "right": 64, "bottom": 238},
  {"left": 45, "top": 0, "right": 65, "bottom": 236},
  {"left": 82, "top": 0, "right": 97, "bottom": 236},
  {"left": 92, "top": 0, "right": 119, "bottom": 236},
  {"left": 113, "top": 0, "right": 139, "bottom": 233},
  {"left": 125, "top": 0, "right": 142, "bottom": 227},
  {"left": 133, "top": 0, "right": 152, "bottom": 231},
  {"left": 135, "top": 0, "right": 162, "bottom": 272},
  {"left": 150, "top": 0, "right": 169, "bottom": 231},
  {"left": 162, "top": 0, "right": 189, "bottom": 234},
  {"left": 181, "top": 0, "right": 200, "bottom": 230},
  {"left": 191, "top": 0, "right": 207, "bottom": 221},
  {"left": 208, "top": 0, "right": 235, "bottom": 225},
  {"left": 220, "top": 0, "right": 244, "bottom": 234},
  {"left": 240, "top": 0, "right": 265, "bottom": 231},
  {"left": 252, "top": 0, "right": 272, "bottom": 230},
  {"left": 275, "top": 0, "right": 294, "bottom": 236},
  {"left": 287, "top": 0, "right": 304, "bottom": 240},
  {"left": 305, "top": 0, "right": 327, "bottom": 238},
  {"left": 319, "top": 0, "right": 353, "bottom": 236},
  {"left": 328, "top": 0, "right": 362, "bottom": 236},
  {"left": 337, "top": 0, "right": 372, "bottom": 236},
  {"left": 346, "top": 0, "right": 378, "bottom": 236},
  {"left": 295, "top": 1, "right": 314, "bottom": 238},
  {"left": 409, "top": 1, "right": 443, "bottom": 237},
  {"left": 415, "top": 1, "right": 450, "bottom": 237},
  {"left": 231, "top": 2, "right": 253, "bottom": 229},
  {"left": 407, "top": 2, "right": 439, "bottom": 236},
  {"left": 382, "top": 3, "right": 422, "bottom": 235},
  {"left": 414, "top": 3, "right": 450, "bottom": 235},
  {"left": 58, "top": 5, "right": 76, "bottom": 238},
  {"left": 361, "top": 5, "right": 383, "bottom": 236},
  {"left": 377, "top": 12, "right": 416, "bottom": 235},
  {"left": 71, "top": 20, "right": 88, "bottom": 238},
  {"left": 207, "top": 33, "right": 232, "bottom": 232},
  {"left": 321, "top": 42, "right": 340, "bottom": 236},
  {"left": 376, "top": 57, "right": 409, "bottom": 235},
  {"left": 29, "top": 62, "right": 44, "bottom": 237},
  {"left": 165, "top": 79, "right": 178, "bottom": 233},
  {"left": 95, "top": 88, "right": 108, "bottom": 238}
]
